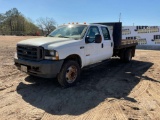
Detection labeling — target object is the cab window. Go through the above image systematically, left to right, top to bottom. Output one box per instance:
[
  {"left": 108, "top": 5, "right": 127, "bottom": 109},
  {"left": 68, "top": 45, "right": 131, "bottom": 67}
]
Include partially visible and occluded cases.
[{"left": 101, "top": 27, "right": 111, "bottom": 40}]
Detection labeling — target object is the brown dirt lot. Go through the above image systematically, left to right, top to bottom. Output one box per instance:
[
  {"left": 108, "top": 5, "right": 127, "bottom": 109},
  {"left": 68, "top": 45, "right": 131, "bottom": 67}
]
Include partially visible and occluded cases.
[{"left": 0, "top": 36, "right": 160, "bottom": 120}]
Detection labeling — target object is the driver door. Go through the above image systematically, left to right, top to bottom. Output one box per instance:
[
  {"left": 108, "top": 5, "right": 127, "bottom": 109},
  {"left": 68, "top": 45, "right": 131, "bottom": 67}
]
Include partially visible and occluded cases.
[{"left": 84, "top": 26, "right": 102, "bottom": 66}]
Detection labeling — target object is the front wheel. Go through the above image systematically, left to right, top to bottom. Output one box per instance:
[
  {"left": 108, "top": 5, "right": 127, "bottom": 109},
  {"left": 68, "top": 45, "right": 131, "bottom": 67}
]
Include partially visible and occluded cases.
[{"left": 57, "top": 60, "right": 80, "bottom": 87}]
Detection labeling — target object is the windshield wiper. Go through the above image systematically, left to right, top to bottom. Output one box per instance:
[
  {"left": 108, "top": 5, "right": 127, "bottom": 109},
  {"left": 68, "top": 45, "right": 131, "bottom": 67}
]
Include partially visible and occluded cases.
[
  {"left": 47, "top": 35, "right": 69, "bottom": 38},
  {"left": 57, "top": 36, "right": 70, "bottom": 38}
]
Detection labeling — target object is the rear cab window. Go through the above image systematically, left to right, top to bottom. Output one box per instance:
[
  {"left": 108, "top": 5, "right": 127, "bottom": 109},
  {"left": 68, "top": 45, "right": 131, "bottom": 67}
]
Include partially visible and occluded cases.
[{"left": 101, "top": 27, "right": 111, "bottom": 40}]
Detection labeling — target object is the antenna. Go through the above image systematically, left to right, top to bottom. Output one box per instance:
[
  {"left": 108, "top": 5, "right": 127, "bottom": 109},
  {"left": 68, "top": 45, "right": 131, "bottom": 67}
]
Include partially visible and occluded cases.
[{"left": 119, "top": 13, "right": 121, "bottom": 22}]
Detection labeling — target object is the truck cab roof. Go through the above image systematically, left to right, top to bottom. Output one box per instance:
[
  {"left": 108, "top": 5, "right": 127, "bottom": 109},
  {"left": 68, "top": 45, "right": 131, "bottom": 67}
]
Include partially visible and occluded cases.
[{"left": 59, "top": 23, "right": 109, "bottom": 28}]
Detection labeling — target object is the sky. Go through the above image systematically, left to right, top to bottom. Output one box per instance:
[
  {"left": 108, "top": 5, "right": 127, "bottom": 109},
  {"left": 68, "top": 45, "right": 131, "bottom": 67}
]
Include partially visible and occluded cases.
[{"left": 0, "top": 0, "right": 160, "bottom": 26}]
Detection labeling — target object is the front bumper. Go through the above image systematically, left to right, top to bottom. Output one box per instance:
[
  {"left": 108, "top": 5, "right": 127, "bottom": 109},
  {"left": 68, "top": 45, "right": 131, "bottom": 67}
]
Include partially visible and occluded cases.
[{"left": 14, "top": 58, "right": 64, "bottom": 78}]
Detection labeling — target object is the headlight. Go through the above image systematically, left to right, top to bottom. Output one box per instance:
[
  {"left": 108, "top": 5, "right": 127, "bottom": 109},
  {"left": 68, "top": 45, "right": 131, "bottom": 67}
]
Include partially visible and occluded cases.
[
  {"left": 44, "top": 50, "right": 59, "bottom": 60},
  {"left": 49, "top": 51, "right": 55, "bottom": 56}
]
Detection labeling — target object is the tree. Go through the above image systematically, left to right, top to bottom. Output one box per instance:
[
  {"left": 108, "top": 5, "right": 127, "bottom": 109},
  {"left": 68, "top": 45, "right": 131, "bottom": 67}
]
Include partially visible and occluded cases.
[
  {"left": 0, "top": 8, "right": 40, "bottom": 35},
  {"left": 4, "top": 8, "right": 21, "bottom": 35},
  {"left": 5, "top": 8, "right": 20, "bottom": 17},
  {"left": 0, "top": 14, "right": 5, "bottom": 23},
  {"left": 37, "top": 17, "right": 56, "bottom": 35},
  {"left": 24, "top": 18, "right": 39, "bottom": 35}
]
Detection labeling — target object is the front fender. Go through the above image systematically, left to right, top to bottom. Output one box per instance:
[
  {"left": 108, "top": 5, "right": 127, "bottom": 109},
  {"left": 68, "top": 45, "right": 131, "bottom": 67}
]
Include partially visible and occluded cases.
[{"left": 57, "top": 47, "right": 85, "bottom": 67}]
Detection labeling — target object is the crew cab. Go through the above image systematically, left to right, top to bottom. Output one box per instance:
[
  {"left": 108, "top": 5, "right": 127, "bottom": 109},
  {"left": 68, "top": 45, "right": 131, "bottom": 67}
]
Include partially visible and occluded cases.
[{"left": 14, "top": 22, "right": 138, "bottom": 87}]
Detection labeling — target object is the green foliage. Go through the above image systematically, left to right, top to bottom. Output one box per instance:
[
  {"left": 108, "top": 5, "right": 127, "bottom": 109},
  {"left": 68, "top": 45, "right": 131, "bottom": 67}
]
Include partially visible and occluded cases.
[{"left": 0, "top": 8, "right": 40, "bottom": 35}]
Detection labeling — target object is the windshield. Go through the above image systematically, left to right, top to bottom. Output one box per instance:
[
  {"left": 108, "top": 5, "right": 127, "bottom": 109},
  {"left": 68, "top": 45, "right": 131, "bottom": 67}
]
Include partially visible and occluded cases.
[{"left": 48, "top": 25, "right": 88, "bottom": 39}]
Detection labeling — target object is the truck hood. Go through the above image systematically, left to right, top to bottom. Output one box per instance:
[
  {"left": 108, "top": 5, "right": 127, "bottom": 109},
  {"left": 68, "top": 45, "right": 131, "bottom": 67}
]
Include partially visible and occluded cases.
[{"left": 17, "top": 37, "right": 82, "bottom": 49}]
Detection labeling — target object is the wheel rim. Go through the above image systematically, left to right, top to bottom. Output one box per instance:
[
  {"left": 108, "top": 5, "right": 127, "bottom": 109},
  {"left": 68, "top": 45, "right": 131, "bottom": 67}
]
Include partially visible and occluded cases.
[{"left": 66, "top": 65, "right": 78, "bottom": 83}]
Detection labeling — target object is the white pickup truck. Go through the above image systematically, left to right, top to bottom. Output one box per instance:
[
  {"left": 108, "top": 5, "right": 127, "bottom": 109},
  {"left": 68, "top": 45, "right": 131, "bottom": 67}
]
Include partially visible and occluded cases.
[{"left": 14, "top": 22, "right": 138, "bottom": 87}]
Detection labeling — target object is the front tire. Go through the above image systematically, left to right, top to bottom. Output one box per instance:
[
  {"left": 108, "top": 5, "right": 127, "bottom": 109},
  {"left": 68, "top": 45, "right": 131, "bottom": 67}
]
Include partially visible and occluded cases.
[{"left": 57, "top": 60, "right": 80, "bottom": 87}]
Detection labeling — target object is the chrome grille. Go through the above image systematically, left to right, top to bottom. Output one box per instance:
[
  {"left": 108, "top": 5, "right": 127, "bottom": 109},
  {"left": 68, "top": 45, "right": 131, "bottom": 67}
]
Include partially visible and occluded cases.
[{"left": 17, "top": 45, "right": 43, "bottom": 61}]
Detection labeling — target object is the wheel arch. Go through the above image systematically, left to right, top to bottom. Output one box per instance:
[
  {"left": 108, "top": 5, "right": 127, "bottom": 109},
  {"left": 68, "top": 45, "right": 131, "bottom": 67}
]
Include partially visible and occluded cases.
[{"left": 64, "top": 54, "right": 82, "bottom": 67}]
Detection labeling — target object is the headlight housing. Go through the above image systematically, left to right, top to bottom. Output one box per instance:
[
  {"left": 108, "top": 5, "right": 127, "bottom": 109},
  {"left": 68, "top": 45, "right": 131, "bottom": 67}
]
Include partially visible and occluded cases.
[{"left": 44, "top": 50, "right": 59, "bottom": 60}]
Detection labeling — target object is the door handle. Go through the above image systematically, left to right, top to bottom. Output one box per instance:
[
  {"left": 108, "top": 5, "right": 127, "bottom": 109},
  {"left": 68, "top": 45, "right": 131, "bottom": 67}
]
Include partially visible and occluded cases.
[
  {"left": 111, "top": 42, "right": 113, "bottom": 47},
  {"left": 101, "top": 43, "right": 103, "bottom": 48},
  {"left": 80, "top": 46, "right": 84, "bottom": 49}
]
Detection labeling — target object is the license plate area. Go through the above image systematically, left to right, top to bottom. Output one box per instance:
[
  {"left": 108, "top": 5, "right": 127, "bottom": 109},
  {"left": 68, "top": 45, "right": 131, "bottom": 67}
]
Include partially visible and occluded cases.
[{"left": 21, "top": 65, "right": 27, "bottom": 72}]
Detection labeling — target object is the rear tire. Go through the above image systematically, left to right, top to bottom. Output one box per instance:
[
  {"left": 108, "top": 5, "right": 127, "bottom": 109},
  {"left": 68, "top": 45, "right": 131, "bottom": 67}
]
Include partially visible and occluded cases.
[
  {"left": 124, "top": 49, "right": 132, "bottom": 62},
  {"left": 120, "top": 50, "right": 125, "bottom": 62},
  {"left": 57, "top": 60, "right": 80, "bottom": 87}
]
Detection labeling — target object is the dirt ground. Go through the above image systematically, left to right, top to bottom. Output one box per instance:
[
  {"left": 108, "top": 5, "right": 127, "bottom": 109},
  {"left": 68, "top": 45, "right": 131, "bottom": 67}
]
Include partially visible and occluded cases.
[{"left": 0, "top": 36, "right": 160, "bottom": 120}]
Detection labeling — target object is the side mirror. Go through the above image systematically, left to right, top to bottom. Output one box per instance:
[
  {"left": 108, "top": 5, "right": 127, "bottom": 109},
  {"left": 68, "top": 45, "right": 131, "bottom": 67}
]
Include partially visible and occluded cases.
[
  {"left": 95, "top": 34, "right": 102, "bottom": 43},
  {"left": 85, "top": 36, "right": 90, "bottom": 43}
]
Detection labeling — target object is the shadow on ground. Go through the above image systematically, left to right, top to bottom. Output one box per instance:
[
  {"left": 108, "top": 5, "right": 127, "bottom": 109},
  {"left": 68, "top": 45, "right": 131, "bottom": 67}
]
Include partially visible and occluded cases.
[{"left": 16, "top": 59, "right": 157, "bottom": 115}]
